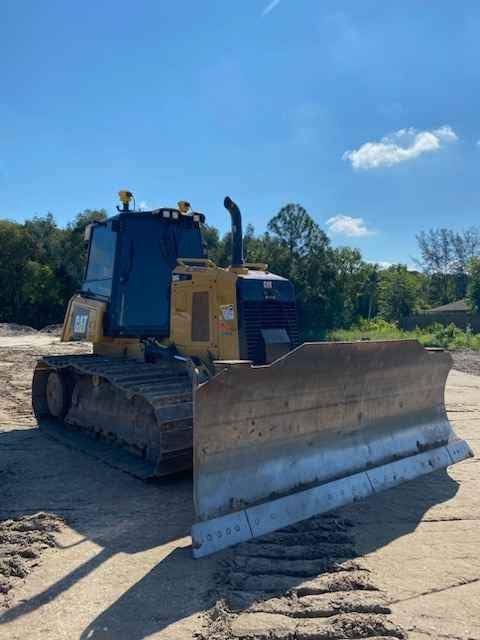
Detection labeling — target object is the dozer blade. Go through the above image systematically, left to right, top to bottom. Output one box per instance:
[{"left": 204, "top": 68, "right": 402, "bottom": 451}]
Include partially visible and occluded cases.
[{"left": 191, "top": 340, "right": 472, "bottom": 557}]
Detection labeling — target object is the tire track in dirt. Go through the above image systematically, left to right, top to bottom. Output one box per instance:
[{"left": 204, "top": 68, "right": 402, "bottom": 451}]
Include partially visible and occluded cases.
[{"left": 203, "top": 515, "right": 406, "bottom": 639}]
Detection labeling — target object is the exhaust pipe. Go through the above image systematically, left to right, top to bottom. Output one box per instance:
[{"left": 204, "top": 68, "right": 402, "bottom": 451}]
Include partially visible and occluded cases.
[{"left": 224, "top": 196, "right": 244, "bottom": 268}]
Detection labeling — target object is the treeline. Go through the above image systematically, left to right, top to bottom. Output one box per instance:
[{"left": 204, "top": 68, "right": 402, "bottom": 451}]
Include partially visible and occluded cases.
[
  {"left": 1, "top": 203, "right": 480, "bottom": 332},
  {"left": 205, "top": 204, "right": 480, "bottom": 333},
  {"left": 0, "top": 209, "right": 107, "bottom": 328}
]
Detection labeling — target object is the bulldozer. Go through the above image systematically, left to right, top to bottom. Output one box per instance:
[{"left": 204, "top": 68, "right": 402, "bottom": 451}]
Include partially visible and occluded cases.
[{"left": 32, "top": 191, "right": 472, "bottom": 557}]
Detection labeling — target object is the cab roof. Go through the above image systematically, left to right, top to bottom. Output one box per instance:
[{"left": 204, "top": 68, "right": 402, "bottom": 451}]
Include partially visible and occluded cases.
[{"left": 103, "top": 208, "right": 206, "bottom": 226}]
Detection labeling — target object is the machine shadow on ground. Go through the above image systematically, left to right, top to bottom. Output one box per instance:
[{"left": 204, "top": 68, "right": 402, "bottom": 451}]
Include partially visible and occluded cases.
[
  {"left": 0, "top": 426, "right": 460, "bottom": 640},
  {"left": 0, "top": 426, "right": 211, "bottom": 631},
  {"left": 351, "top": 467, "right": 461, "bottom": 559},
  {"left": 77, "top": 469, "right": 460, "bottom": 640}
]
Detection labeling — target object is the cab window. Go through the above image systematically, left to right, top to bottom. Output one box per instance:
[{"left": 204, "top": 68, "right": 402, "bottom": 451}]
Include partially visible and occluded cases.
[{"left": 82, "top": 223, "right": 116, "bottom": 298}]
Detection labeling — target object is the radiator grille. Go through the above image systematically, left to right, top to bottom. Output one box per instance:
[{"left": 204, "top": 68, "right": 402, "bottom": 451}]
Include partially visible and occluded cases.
[{"left": 239, "top": 300, "right": 300, "bottom": 364}]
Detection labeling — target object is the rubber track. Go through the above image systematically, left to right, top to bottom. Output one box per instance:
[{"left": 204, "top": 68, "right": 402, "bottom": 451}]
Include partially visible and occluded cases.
[
  {"left": 34, "top": 354, "right": 194, "bottom": 478},
  {"left": 203, "top": 514, "right": 407, "bottom": 640}
]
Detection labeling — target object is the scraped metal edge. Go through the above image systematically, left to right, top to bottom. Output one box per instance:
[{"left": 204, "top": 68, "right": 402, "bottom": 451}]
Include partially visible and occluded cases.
[{"left": 191, "top": 439, "right": 473, "bottom": 558}]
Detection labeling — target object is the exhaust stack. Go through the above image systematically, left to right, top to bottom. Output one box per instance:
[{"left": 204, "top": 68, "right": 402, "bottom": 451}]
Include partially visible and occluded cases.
[{"left": 224, "top": 196, "right": 244, "bottom": 268}]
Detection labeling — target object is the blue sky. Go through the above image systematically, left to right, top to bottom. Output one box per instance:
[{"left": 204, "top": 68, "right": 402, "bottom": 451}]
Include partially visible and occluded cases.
[{"left": 2, "top": 1, "right": 480, "bottom": 265}]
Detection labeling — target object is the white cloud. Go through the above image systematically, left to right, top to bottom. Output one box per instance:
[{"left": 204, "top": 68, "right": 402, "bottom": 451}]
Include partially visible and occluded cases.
[
  {"left": 261, "top": 0, "right": 281, "bottom": 16},
  {"left": 343, "top": 125, "right": 458, "bottom": 170},
  {"left": 138, "top": 201, "right": 149, "bottom": 211},
  {"left": 326, "top": 214, "right": 376, "bottom": 237}
]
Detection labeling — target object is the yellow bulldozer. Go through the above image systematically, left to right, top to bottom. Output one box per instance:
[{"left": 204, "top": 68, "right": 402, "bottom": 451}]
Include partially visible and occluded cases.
[{"left": 32, "top": 191, "right": 472, "bottom": 557}]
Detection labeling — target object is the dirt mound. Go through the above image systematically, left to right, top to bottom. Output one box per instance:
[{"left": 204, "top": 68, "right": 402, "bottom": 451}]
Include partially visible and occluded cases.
[
  {"left": 0, "top": 324, "right": 37, "bottom": 337},
  {"left": 40, "top": 324, "right": 63, "bottom": 336},
  {"left": 0, "top": 512, "right": 64, "bottom": 609}
]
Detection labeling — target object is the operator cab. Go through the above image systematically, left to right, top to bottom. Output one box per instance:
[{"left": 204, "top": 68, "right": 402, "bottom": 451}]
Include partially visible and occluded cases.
[{"left": 82, "top": 195, "right": 205, "bottom": 339}]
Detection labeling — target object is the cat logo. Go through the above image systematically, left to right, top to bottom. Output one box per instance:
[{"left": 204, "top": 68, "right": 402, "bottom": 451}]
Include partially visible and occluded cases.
[{"left": 72, "top": 309, "right": 89, "bottom": 338}]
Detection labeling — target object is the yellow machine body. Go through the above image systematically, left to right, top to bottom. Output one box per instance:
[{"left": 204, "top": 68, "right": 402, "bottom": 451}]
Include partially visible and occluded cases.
[
  {"left": 62, "top": 258, "right": 271, "bottom": 365},
  {"left": 170, "top": 259, "right": 240, "bottom": 361}
]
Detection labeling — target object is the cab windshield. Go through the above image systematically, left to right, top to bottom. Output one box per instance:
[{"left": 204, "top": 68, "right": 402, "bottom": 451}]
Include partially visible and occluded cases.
[{"left": 82, "top": 223, "right": 116, "bottom": 298}]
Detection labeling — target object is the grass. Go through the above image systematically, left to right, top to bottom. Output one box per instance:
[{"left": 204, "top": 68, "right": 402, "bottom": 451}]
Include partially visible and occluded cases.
[{"left": 327, "top": 318, "right": 480, "bottom": 351}]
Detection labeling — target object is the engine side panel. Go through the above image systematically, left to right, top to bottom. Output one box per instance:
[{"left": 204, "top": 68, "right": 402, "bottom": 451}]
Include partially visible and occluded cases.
[{"left": 170, "top": 262, "right": 240, "bottom": 361}]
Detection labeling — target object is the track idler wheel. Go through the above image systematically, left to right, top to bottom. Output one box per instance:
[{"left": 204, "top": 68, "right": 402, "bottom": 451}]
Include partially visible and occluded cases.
[{"left": 46, "top": 371, "right": 70, "bottom": 418}]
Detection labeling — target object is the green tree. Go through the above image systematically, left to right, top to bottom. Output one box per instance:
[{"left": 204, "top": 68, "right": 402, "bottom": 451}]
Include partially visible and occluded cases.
[
  {"left": 268, "top": 203, "right": 328, "bottom": 264},
  {"left": 266, "top": 204, "right": 337, "bottom": 332},
  {"left": 0, "top": 209, "right": 107, "bottom": 328},
  {"left": 60, "top": 209, "right": 108, "bottom": 290},
  {"left": 24, "top": 213, "right": 64, "bottom": 265},
  {"left": 0, "top": 220, "right": 34, "bottom": 322},
  {"left": 200, "top": 224, "right": 223, "bottom": 265},
  {"left": 416, "top": 226, "right": 480, "bottom": 304},
  {"left": 331, "top": 248, "right": 379, "bottom": 327},
  {"left": 467, "top": 257, "right": 480, "bottom": 312},
  {"left": 21, "top": 260, "right": 64, "bottom": 326},
  {"left": 378, "top": 265, "right": 419, "bottom": 322}
]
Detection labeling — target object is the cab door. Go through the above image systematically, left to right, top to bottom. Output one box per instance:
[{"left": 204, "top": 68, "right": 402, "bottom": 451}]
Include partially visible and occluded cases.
[{"left": 111, "top": 217, "right": 172, "bottom": 337}]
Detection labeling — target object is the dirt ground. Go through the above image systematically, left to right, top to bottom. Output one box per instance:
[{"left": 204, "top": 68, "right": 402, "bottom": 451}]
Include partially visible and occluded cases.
[
  {"left": 0, "top": 333, "right": 478, "bottom": 639},
  {"left": 450, "top": 349, "right": 480, "bottom": 376},
  {"left": 0, "top": 513, "right": 64, "bottom": 609}
]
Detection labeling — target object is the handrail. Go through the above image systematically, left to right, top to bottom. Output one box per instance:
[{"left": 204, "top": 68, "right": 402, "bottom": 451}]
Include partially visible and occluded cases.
[
  {"left": 176, "top": 257, "right": 217, "bottom": 269},
  {"left": 176, "top": 258, "right": 268, "bottom": 271},
  {"left": 244, "top": 262, "right": 268, "bottom": 271}
]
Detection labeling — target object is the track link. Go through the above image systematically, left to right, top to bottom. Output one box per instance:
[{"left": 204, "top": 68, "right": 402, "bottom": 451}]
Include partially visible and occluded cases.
[{"left": 32, "top": 354, "right": 194, "bottom": 478}]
